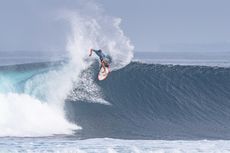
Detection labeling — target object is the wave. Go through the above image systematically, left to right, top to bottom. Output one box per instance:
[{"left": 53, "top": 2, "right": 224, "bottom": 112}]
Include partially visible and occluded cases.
[
  {"left": 0, "top": 61, "right": 230, "bottom": 139},
  {"left": 66, "top": 61, "right": 230, "bottom": 139}
]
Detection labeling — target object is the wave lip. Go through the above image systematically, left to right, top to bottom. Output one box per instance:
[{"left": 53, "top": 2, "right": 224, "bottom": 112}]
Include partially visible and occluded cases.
[{"left": 134, "top": 52, "right": 230, "bottom": 67}]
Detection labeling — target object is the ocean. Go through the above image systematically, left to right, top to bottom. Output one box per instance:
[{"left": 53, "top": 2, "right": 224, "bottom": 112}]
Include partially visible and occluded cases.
[{"left": 0, "top": 52, "right": 230, "bottom": 152}]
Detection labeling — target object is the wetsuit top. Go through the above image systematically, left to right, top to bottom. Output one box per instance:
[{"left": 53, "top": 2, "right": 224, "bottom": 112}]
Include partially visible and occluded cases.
[{"left": 92, "top": 49, "right": 106, "bottom": 61}]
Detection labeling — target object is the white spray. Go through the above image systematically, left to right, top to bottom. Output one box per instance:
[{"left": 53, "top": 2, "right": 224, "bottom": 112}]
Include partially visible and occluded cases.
[{"left": 0, "top": 3, "right": 134, "bottom": 137}]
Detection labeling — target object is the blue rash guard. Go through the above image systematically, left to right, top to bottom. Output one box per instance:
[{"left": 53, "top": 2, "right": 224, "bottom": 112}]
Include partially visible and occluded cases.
[{"left": 92, "top": 49, "right": 106, "bottom": 61}]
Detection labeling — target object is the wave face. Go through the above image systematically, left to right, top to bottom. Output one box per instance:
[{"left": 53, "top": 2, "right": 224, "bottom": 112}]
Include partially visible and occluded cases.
[{"left": 66, "top": 62, "right": 230, "bottom": 140}]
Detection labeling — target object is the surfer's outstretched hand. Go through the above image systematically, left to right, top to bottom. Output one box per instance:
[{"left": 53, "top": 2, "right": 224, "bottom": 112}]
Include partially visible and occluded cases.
[{"left": 89, "top": 48, "right": 93, "bottom": 56}]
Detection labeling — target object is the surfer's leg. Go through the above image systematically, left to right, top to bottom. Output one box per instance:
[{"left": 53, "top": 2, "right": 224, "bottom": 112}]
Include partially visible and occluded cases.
[{"left": 101, "top": 61, "right": 106, "bottom": 73}]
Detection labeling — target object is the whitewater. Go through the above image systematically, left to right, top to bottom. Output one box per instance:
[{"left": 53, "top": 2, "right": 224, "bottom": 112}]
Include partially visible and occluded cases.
[
  {"left": 1, "top": 3, "right": 230, "bottom": 153},
  {"left": 0, "top": 7, "right": 133, "bottom": 137}
]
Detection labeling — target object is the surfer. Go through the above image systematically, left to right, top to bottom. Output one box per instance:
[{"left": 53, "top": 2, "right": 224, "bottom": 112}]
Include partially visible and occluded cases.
[{"left": 89, "top": 49, "right": 109, "bottom": 72}]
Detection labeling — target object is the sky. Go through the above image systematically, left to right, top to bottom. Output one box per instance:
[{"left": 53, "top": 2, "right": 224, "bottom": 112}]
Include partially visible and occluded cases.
[
  {"left": 0, "top": 0, "right": 229, "bottom": 52},
  {"left": 100, "top": 0, "right": 230, "bottom": 52}
]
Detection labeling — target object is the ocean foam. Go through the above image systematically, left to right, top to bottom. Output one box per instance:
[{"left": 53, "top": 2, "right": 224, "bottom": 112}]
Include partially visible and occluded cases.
[
  {"left": 0, "top": 93, "right": 79, "bottom": 137},
  {"left": 0, "top": 138, "right": 230, "bottom": 153}
]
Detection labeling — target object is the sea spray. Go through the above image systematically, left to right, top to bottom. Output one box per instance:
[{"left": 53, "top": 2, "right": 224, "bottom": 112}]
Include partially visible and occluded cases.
[
  {"left": 0, "top": 2, "right": 134, "bottom": 137},
  {"left": 63, "top": 8, "right": 134, "bottom": 71},
  {"left": 63, "top": 8, "right": 134, "bottom": 102}
]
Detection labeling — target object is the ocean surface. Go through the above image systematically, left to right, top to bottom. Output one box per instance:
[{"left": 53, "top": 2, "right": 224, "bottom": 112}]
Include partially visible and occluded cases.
[{"left": 0, "top": 52, "right": 230, "bottom": 152}]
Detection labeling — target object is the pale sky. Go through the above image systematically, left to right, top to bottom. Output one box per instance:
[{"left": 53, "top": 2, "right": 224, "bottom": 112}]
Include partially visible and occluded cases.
[
  {"left": 0, "top": 0, "right": 229, "bottom": 52},
  {"left": 100, "top": 0, "right": 230, "bottom": 52}
]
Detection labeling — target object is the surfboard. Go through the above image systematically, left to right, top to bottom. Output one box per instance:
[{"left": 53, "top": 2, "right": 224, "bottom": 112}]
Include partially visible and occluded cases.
[{"left": 98, "top": 66, "right": 110, "bottom": 81}]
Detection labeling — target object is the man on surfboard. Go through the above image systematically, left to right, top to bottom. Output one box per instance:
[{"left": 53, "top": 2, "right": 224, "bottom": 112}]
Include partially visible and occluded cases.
[{"left": 89, "top": 49, "right": 109, "bottom": 72}]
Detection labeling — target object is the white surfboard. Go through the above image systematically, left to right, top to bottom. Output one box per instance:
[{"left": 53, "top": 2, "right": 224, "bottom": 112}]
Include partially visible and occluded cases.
[{"left": 98, "top": 66, "right": 110, "bottom": 81}]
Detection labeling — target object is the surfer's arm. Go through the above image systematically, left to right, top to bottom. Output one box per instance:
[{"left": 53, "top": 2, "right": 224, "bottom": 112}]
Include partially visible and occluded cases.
[
  {"left": 89, "top": 49, "right": 93, "bottom": 56},
  {"left": 89, "top": 49, "right": 98, "bottom": 56}
]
